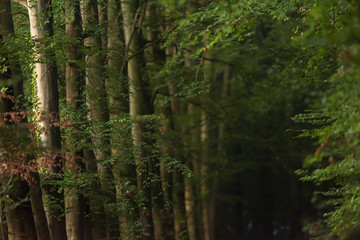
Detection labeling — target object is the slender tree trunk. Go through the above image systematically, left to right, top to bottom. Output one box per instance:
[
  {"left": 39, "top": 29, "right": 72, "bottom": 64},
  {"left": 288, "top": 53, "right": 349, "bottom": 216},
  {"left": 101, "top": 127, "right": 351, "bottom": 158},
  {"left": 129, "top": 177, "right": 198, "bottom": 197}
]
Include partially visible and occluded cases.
[
  {"left": 27, "top": 0, "right": 66, "bottom": 239},
  {"left": 81, "top": 0, "right": 114, "bottom": 238},
  {"left": 107, "top": 0, "right": 130, "bottom": 237},
  {"left": 121, "top": 0, "right": 154, "bottom": 239},
  {"left": 64, "top": 1, "right": 85, "bottom": 239},
  {"left": 145, "top": 4, "right": 171, "bottom": 240},
  {"left": 163, "top": 34, "right": 187, "bottom": 240},
  {"left": 183, "top": 53, "right": 199, "bottom": 240},
  {"left": 201, "top": 53, "right": 213, "bottom": 240},
  {"left": 209, "top": 65, "right": 230, "bottom": 240},
  {"left": 169, "top": 87, "right": 186, "bottom": 240},
  {"left": 157, "top": 102, "right": 173, "bottom": 240},
  {"left": 183, "top": 106, "right": 197, "bottom": 240},
  {"left": 200, "top": 112, "right": 211, "bottom": 240},
  {"left": 184, "top": 162, "right": 196, "bottom": 240},
  {"left": 29, "top": 174, "right": 52, "bottom": 240}
]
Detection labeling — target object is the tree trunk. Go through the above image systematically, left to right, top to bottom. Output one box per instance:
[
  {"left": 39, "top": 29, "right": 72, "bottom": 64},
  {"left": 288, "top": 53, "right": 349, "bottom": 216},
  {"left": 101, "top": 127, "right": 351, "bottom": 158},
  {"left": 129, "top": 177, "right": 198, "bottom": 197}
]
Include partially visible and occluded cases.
[
  {"left": 0, "top": 0, "right": 23, "bottom": 100},
  {"left": 27, "top": 0, "right": 66, "bottom": 239},
  {"left": 81, "top": 0, "right": 115, "bottom": 238},
  {"left": 98, "top": 0, "right": 107, "bottom": 48},
  {"left": 107, "top": 0, "right": 130, "bottom": 237},
  {"left": 121, "top": 0, "right": 154, "bottom": 239},
  {"left": 64, "top": 1, "right": 85, "bottom": 239},
  {"left": 0, "top": 2, "right": 37, "bottom": 239},
  {"left": 145, "top": 4, "right": 171, "bottom": 240},
  {"left": 183, "top": 53, "right": 199, "bottom": 240},
  {"left": 201, "top": 53, "right": 213, "bottom": 240},
  {"left": 209, "top": 65, "right": 230, "bottom": 240},
  {"left": 200, "top": 112, "right": 211, "bottom": 240},
  {"left": 29, "top": 173, "right": 52, "bottom": 240}
]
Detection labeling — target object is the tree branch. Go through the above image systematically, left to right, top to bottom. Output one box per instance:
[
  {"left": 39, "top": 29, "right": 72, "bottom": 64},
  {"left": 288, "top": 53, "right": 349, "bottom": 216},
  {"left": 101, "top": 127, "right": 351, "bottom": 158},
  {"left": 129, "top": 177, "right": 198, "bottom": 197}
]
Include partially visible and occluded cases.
[{"left": 11, "top": 0, "right": 27, "bottom": 8}]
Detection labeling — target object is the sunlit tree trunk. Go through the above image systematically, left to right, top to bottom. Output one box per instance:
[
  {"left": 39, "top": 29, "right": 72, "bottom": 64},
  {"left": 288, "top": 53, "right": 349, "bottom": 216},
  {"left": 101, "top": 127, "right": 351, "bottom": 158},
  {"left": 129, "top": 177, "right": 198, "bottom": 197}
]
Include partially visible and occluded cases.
[
  {"left": 27, "top": 0, "right": 66, "bottom": 239},
  {"left": 121, "top": 0, "right": 154, "bottom": 238},
  {"left": 64, "top": 1, "right": 85, "bottom": 239}
]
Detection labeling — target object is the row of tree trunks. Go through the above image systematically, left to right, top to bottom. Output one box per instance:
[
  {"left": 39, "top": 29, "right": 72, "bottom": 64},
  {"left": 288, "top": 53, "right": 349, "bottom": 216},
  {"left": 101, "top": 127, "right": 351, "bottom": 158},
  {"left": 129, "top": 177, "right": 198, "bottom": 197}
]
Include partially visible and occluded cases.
[{"left": 0, "top": 1, "right": 223, "bottom": 240}]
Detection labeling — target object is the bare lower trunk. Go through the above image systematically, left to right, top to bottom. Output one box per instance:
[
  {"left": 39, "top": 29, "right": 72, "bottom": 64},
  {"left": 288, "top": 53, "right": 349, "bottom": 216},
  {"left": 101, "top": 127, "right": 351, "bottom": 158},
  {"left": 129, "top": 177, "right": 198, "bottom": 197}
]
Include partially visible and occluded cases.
[
  {"left": 29, "top": 174, "right": 51, "bottom": 240},
  {"left": 4, "top": 178, "right": 37, "bottom": 240}
]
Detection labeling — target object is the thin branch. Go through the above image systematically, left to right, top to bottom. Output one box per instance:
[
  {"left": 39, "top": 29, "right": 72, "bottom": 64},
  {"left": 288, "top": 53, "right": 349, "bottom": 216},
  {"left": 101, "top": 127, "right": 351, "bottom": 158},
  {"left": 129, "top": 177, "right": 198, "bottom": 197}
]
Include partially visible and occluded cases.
[{"left": 11, "top": 0, "right": 27, "bottom": 8}]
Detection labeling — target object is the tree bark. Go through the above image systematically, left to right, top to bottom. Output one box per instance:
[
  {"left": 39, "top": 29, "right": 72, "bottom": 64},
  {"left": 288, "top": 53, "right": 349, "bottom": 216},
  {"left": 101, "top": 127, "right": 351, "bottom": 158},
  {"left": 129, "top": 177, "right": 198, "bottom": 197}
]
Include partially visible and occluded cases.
[
  {"left": 27, "top": 0, "right": 67, "bottom": 238},
  {"left": 64, "top": 0, "right": 85, "bottom": 239},
  {"left": 81, "top": 0, "right": 115, "bottom": 238},
  {"left": 107, "top": 0, "right": 130, "bottom": 237},
  {"left": 121, "top": 0, "right": 154, "bottom": 239},
  {"left": 0, "top": 2, "right": 37, "bottom": 239},
  {"left": 145, "top": 3, "right": 171, "bottom": 240},
  {"left": 183, "top": 52, "right": 199, "bottom": 240},
  {"left": 200, "top": 53, "right": 214, "bottom": 240},
  {"left": 209, "top": 65, "right": 230, "bottom": 240},
  {"left": 29, "top": 174, "right": 52, "bottom": 240}
]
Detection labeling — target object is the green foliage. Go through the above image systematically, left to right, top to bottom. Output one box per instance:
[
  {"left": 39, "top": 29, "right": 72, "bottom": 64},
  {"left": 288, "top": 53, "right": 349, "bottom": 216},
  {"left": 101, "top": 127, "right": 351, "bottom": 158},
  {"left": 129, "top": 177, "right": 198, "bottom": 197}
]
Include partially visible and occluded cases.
[
  {"left": 4, "top": 0, "right": 360, "bottom": 239},
  {"left": 291, "top": 0, "right": 360, "bottom": 238}
]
